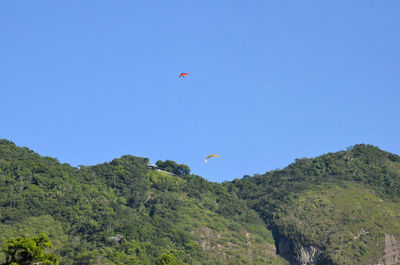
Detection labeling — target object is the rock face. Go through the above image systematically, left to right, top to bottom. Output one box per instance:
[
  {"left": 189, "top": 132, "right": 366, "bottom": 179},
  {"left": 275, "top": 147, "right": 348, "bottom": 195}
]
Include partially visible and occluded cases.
[
  {"left": 278, "top": 233, "right": 400, "bottom": 265},
  {"left": 376, "top": 234, "right": 400, "bottom": 265},
  {"left": 276, "top": 235, "right": 321, "bottom": 265},
  {"left": 277, "top": 237, "right": 295, "bottom": 264},
  {"left": 297, "top": 246, "right": 319, "bottom": 265}
]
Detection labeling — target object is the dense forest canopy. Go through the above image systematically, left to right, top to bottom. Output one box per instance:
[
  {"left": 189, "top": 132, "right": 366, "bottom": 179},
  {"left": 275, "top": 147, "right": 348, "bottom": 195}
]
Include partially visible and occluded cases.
[
  {"left": 0, "top": 139, "right": 285, "bottom": 265},
  {"left": 1, "top": 139, "right": 400, "bottom": 265}
]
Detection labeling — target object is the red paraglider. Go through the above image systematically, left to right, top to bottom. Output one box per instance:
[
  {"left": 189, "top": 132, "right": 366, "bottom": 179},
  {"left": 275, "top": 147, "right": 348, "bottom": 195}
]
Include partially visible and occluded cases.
[{"left": 179, "top": 73, "right": 189, "bottom": 78}]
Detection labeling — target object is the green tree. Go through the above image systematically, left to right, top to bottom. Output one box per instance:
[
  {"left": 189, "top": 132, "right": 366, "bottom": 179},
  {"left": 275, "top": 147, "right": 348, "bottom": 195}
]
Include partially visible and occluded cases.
[
  {"left": 155, "top": 160, "right": 191, "bottom": 176},
  {"left": 1, "top": 234, "right": 58, "bottom": 265},
  {"left": 155, "top": 252, "right": 181, "bottom": 265}
]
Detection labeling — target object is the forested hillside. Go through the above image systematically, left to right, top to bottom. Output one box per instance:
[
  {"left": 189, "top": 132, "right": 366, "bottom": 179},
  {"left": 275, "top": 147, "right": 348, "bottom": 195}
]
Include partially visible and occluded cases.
[
  {"left": 0, "top": 139, "right": 286, "bottom": 265},
  {"left": 2, "top": 140, "right": 400, "bottom": 265},
  {"left": 231, "top": 144, "right": 400, "bottom": 265}
]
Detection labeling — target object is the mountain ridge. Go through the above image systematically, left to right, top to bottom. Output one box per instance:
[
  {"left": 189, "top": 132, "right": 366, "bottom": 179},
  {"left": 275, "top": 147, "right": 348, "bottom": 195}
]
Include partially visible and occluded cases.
[
  {"left": 0, "top": 139, "right": 286, "bottom": 264},
  {"left": 1, "top": 139, "right": 400, "bottom": 264},
  {"left": 230, "top": 144, "right": 400, "bottom": 264}
]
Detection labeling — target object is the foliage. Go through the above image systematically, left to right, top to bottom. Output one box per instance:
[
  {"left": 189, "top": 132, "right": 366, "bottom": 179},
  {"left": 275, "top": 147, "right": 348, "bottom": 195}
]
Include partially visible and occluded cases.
[
  {"left": 0, "top": 139, "right": 284, "bottom": 264},
  {"left": 3, "top": 139, "right": 399, "bottom": 264},
  {"left": 233, "top": 144, "right": 400, "bottom": 264},
  {"left": 155, "top": 160, "right": 191, "bottom": 176},
  {"left": 1, "top": 233, "right": 58, "bottom": 265},
  {"left": 155, "top": 252, "right": 183, "bottom": 265}
]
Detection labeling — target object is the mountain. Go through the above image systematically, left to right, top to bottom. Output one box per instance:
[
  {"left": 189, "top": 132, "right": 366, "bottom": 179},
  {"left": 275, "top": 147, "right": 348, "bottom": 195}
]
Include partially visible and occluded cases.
[
  {"left": 0, "top": 139, "right": 286, "bottom": 265},
  {"left": 1, "top": 140, "right": 400, "bottom": 265},
  {"left": 231, "top": 144, "right": 400, "bottom": 265}
]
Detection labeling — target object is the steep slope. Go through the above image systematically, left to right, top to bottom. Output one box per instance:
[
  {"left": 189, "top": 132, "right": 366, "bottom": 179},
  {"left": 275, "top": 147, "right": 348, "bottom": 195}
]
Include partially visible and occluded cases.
[
  {"left": 0, "top": 140, "right": 287, "bottom": 265},
  {"left": 232, "top": 144, "right": 400, "bottom": 265}
]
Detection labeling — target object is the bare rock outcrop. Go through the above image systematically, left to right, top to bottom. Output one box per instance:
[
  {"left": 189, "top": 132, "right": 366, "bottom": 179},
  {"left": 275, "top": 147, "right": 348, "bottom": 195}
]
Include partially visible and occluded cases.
[
  {"left": 376, "top": 234, "right": 400, "bottom": 265},
  {"left": 276, "top": 236, "right": 321, "bottom": 265},
  {"left": 298, "top": 246, "right": 319, "bottom": 265}
]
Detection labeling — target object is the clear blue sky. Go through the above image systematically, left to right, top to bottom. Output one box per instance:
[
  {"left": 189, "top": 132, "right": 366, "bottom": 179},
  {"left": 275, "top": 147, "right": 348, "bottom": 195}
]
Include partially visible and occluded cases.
[{"left": 1, "top": 1, "right": 399, "bottom": 182}]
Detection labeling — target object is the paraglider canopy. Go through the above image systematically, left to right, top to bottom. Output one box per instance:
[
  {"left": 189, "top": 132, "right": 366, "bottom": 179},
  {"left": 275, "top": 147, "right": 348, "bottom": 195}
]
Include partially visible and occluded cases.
[
  {"left": 179, "top": 73, "right": 189, "bottom": 78},
  {"left": 205, "top": 154, "right": 220, "bottom": 163}
]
